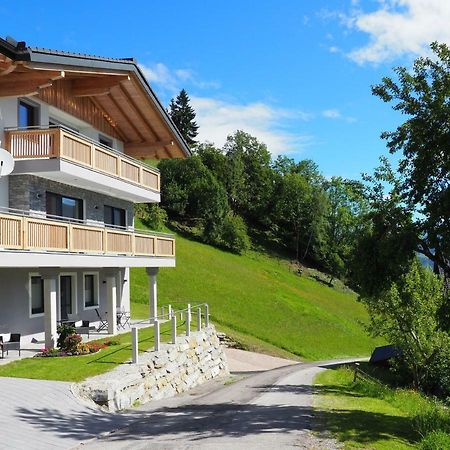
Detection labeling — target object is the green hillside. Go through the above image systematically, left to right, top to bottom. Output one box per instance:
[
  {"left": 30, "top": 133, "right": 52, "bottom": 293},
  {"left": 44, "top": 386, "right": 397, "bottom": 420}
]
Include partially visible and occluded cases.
[{"left": 131, "top": 231, "right": 381, "bottom": 361}]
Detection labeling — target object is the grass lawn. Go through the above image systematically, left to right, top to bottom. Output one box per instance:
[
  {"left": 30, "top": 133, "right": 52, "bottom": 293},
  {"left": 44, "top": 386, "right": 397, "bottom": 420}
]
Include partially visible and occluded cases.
[
  {"left": 131, "top": 229, "right": 382, "bottom": 361},
  {"left": 0, "top": 322, "right": 172, "bottom": 382},
  {"left": 314, "top": 364, "right": 431, "bottom": 449}
]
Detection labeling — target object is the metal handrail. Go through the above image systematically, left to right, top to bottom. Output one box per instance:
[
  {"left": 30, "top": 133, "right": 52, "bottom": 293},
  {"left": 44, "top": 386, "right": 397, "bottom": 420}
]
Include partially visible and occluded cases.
[
  {"left": 4, "top": 125, "right": 160, "bottom": 174},
  {"left": 0, "top": 205, "right": 174, "bottom": 238},
  {"left": 134, "top": 302, "right": 209, "bottom": 324}
]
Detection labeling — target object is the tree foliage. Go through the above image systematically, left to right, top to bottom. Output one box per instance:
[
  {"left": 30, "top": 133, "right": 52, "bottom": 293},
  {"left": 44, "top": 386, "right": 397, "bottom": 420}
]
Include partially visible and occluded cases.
[
  {"left": 372, "top": 42, "right": 450, "bottom": 279},
  {"left": 168, "top": 89, "right": 199, "bottom": 146},
  {"left": 364, "top": 259, "right": 450, "bottom": 397}
]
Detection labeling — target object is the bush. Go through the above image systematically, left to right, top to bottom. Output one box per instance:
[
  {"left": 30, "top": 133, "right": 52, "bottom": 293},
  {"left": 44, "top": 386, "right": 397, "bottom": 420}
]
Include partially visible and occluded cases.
[
  {"left": 135, "top": 203, "right": 168, "bottom": 231},
  {"left": 219, "top": 214, "right": 251, "bottom": 254},
  {"left": 362, "top": 259, "right": 450, "bottom": 396},
  {"left": 56, "top": 323, "right": 76, "bottom": 349},
  {"left": 63, "top": 333, "right": 82, "bottom": 353},
  {"left": 420, "top": 431, "right": 450, "bottom": 450}
]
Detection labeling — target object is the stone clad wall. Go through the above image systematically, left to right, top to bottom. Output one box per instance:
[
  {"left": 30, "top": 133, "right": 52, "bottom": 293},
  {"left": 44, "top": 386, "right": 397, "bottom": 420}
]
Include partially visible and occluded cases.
[{"left": 75, "top": 325, "right": 229, "bottom": 411}]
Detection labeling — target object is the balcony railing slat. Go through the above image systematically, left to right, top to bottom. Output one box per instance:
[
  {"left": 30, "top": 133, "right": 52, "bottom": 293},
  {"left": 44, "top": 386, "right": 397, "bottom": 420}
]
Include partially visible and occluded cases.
[
  {"left": 4, "top": 128, "right": 160, "bottom": 192},
  {"left": 0, "top": 212, "right": 175, "bottom": 257}
]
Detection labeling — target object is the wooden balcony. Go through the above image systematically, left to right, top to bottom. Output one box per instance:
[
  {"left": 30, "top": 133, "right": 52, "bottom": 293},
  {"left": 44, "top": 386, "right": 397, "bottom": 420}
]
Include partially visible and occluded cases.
[
  {"left": 4, "top": 127, "right": 160, "bottom": 192},
  {"left": 0, "top": 212, "right": 175, "bottom": 257}
]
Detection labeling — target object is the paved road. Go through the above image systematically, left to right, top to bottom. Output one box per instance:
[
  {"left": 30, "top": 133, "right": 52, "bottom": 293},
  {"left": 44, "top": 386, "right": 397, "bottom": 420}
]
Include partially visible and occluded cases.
[
  {"left": 78, "top": 360, "right": 350, "bottom": 450},
  {"left": 0, "top": 377, "right": 135, "bottom": 450}
]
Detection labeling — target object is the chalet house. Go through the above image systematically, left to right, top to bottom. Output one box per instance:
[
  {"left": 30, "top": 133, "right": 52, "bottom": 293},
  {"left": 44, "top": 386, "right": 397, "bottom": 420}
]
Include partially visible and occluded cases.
[{"left": 0, "top": 37, "right": 190, "bottom": 349}]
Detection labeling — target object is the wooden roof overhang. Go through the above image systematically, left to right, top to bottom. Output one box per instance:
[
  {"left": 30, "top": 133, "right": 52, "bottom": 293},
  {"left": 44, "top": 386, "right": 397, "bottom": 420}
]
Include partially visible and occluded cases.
[{"left": 0, "top": 42, "right": 190, "bottom": 160}]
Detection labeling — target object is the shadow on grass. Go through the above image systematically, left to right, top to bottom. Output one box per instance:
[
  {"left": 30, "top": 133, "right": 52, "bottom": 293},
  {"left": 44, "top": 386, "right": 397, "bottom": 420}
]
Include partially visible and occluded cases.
[{"left": 316, "top": 407, "right": 418, "bottom": 446}]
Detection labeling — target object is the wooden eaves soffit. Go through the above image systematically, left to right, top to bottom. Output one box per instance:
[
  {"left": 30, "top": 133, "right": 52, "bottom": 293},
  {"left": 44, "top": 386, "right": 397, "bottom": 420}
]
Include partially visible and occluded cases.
[{"left": 0, "top": 38, "right": 190, "bottom": 160}]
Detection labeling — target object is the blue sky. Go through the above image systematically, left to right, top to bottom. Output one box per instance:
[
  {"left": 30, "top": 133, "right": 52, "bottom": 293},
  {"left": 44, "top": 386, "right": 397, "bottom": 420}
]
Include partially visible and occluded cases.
[{"left": 3, "top": 0, "right": 449, "bottom": 179}]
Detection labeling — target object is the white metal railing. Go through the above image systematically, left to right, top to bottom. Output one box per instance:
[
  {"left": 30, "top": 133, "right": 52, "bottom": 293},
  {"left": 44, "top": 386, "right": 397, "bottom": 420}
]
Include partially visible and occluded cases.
[{"left": 131, "top": 303, "right": 210, "bottom": 362}]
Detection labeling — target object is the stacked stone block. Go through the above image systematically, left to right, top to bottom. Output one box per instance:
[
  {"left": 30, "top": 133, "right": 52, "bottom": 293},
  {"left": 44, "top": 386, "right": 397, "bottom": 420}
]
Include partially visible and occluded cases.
[{"left": 75, "top": 325, "right": 229, "bottom": 411}]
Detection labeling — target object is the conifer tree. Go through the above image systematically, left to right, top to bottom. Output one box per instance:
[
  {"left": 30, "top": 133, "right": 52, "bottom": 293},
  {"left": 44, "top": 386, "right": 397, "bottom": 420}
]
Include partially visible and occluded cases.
[{"left": 168, "top": 89, "right": 199, "bottom": 146}]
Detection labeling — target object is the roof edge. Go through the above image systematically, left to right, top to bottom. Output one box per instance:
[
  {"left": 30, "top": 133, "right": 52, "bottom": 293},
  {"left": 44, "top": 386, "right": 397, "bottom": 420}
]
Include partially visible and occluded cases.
[{"left": 0, "top": 38, "right": 192, "bottom": 158}]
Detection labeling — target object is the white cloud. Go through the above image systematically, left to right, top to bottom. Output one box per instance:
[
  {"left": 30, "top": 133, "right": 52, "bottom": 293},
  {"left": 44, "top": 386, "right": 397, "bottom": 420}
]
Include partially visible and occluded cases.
[
  {"left": 346, "top": 0, "right": 450, "bottom": 64},
  {"left": 139, "top": 63, "right": 219, "bottom": 94},
  {"left": 191, "top": 96, "right": 313, "bottom": 155},
  {"left": 322, "top": 108, "right": 356, "bottom": 123}
]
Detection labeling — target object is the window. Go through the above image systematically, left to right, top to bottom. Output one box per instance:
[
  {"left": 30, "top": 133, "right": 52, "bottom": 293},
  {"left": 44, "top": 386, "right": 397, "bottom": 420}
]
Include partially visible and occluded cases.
[
  {"left": 18, "top": 100, "right": 39, "bottom": 128},
  {"left": 99, "top": 135, "right": 113, "bottom": 148},
  {"left": 46, "top": 192, "right": 83, "bottom": 221},
  {"left": 104, "top": 205, "right": 126, "bottom": 228},
  {"left": 59, "top": 273, "right": 77, "bottom": 319},
  {"left": 83, "top": 273, "right": 99, "bottom": 309},
  {"left": 30, "top": 275, "right": 44, "bottom": 316}
]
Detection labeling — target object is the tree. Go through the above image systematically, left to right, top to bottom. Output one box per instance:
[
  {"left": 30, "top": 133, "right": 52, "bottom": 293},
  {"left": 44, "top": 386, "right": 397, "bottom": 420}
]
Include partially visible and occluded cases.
[
  {"left": 372, "top": 42, "right": 450, "bottom": 279},
  {"left": 168, "top": 89, "right": 199, "bottom": 146},
  {"left": 223, "top": 131, "right": 274, "bottom": 227},
  {"left": 158, "top": 156, "right": 229, "bottom": 239},
  {"left": 350, "top": 158, "right": 418, "bottom": 297},
  {"left": 324, "top": 177, "right": 369, "bottom": 284},
  {"left": 364, "top": 259, "right": 450, "bottom": 396}
]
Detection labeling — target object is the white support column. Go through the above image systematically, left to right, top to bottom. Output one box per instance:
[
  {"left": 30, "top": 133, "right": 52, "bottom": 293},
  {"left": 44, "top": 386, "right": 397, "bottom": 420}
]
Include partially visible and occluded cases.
[
  {"left": 146, "top": 267, "right": 159, "bottom": 324},
  {"left": 41, "top": 271, "right": 57, "bottom": 350},
  {"left": 106, "top": 273, "right": 117, "bottom": 335}
]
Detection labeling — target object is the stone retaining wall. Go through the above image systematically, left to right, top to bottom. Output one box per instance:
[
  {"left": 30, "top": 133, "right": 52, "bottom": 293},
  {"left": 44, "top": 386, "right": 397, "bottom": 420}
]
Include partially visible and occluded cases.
[{"left": 74, "top": 325, "right": 229, "bottom": 411}]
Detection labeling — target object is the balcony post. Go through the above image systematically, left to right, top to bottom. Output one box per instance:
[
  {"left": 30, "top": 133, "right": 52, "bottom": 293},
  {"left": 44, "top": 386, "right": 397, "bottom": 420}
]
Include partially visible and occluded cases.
[
  {"left": 146, "top": 267, "right": 159, "bottom": 324},
  {"left": 40, "top": 269, "right": 58, "bottom": 350},
  {"left": 105, "top": 272, "right": 117, "bottom": 335}
]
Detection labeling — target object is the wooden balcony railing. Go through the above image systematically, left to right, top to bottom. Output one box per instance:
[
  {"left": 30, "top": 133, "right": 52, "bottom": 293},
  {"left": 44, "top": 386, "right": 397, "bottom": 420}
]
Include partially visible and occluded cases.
[
  {"left": 4, "top": 127, "right": 160, "bottom": 192},
  {"left": 0, "top": 212, "right": 175, "bottom": 257}
]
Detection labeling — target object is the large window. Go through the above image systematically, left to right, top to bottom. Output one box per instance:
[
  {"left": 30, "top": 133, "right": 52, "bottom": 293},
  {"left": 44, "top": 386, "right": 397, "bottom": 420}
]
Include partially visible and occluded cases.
[
  {"left": 18, "top": 100, "right": 39, "bottom": 128},
  {"left": 46, "top": 192, "right": 83, "bottom": 221},
  {"left": 104, "top": 205, "right": 126, "bottom": 228},
  {"left": 83, "top": 273, "right": 99, "bottom": 309},
  {"left": 30, "top": 275, "right": 44, "bottom": 316}
]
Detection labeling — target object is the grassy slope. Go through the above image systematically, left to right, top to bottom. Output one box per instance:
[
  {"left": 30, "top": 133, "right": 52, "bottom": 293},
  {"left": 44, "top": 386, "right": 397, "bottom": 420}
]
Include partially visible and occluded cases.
[{"left": 131, "top": 230, "right": 381, "bottom": 361}]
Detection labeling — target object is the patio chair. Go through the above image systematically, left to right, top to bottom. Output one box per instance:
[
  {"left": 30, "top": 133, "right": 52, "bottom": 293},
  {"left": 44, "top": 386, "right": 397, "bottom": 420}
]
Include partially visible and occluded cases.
[
  {"left": 95, "top": 309, "right": 108, "bottom": 332},
  {"left": 75, "top": 320, "right": 91, "bottom": 338},
  {"left": 1, "top": 333, "right": 21, "bottom": 358}
]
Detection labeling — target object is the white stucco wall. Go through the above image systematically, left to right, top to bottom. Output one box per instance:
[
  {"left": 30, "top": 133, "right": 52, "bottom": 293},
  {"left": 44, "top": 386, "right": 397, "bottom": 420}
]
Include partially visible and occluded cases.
[{"left": 0, "top": 267, "right": 130, "bottom": 343}]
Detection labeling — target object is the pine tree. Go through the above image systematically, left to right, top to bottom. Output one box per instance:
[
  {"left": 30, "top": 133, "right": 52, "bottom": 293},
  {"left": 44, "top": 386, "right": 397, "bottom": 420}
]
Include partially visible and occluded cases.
[{"left": 168, "top": 89, "right": 199, "bottom": 146}]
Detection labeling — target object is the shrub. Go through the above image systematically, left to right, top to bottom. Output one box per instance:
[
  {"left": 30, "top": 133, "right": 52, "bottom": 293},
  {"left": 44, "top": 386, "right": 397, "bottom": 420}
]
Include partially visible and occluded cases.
[
  {"left": 135, "top": 203, "right": 168, "bottom": 231},
  {"left": 219, "top": 214, "right": 251, "bottom": 254},
  {"left": 362, "top": 259, "right": 450, "bottom": 396},
  {"left": 56, "top": 323, "right": 76, "bottom": 349},
  {"left": 63, "top": 333, "right": 82, "bottom": 353},
  {"left": 75, "top": 342, "right": 91, "bottom": 355},
  {"left": 420, "top": 431, "right": 450, "bottom": 450}
]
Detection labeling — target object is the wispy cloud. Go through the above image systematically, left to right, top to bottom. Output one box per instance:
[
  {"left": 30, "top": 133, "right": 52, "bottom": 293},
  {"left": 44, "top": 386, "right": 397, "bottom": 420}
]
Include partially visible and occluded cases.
[
  {"left": 343, "top": 0, "right": 450, "bottom": 64},
  {"left": 139, "top": 62, "right": 220, "bottom": 94},
  {"left": 140, "top": 62, "right": 313, "bottom": 155},
  {"left": 191, "top": 96, "right": 313, "bottom": 155},
  {"left": 322, "top": 108, "right": 356, "bottom": 123}
]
